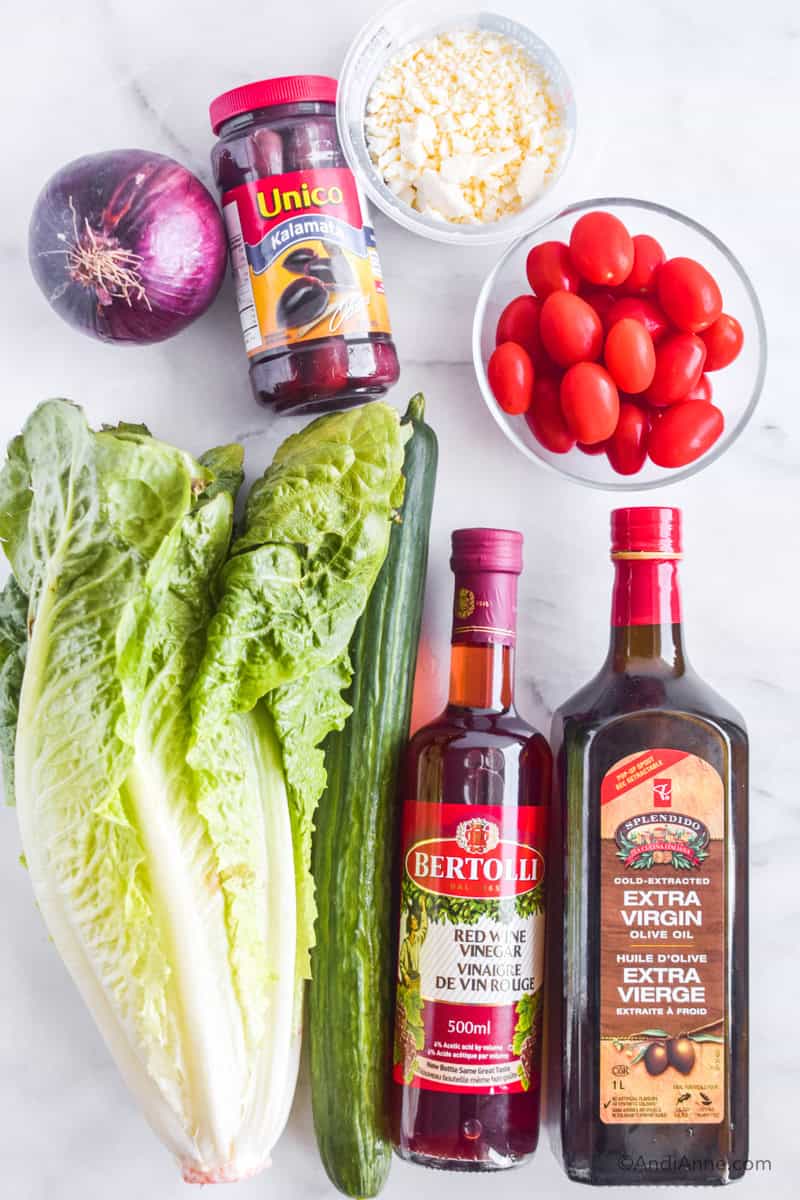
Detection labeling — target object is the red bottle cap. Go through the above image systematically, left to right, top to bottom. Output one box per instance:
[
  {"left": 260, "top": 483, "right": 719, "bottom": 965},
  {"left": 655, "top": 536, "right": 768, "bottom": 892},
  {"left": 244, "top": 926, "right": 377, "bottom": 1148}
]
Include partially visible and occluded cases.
[
  {"left": 210, "top": 75, "right": 338, "bottom": 134},
  {"left": 611, "top": 507, "right": 682, "bottom": 559},
  {"left": 451, "top": 528, "right": 523, "bottom": 575}
]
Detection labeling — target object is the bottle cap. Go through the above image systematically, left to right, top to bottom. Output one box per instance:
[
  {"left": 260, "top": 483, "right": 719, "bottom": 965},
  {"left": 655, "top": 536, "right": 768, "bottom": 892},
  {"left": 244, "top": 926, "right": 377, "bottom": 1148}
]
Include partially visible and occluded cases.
[
  {"left": 210, "top": 75, "right": 338, "bottom": 134},
  {"left": 611, "top": 507, "right": 682, "bottom": 559},
  {"left": 451, "top": 528, "right": 523, "bottom": 575}
]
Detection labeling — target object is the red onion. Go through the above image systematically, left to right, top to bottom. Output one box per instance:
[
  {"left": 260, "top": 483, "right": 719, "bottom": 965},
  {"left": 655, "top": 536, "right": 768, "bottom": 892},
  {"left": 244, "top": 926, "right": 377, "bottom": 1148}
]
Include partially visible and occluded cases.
[{"left": 28, "top": 149, "right": 227, "bottom": 345}]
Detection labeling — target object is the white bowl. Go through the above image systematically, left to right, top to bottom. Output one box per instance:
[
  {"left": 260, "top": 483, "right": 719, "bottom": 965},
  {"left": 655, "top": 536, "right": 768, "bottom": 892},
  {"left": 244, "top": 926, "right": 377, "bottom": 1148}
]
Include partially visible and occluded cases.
[
  {"left": 337, "top": 0, "right": 576, "bottom": 246},
  {"left": 473, "top": 197, "right": 768, "bottom": 489}
]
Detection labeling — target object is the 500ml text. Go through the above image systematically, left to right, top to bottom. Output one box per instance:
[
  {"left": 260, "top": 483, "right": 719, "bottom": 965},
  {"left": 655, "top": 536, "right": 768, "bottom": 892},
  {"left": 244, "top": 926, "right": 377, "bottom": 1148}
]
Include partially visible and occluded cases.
[{"left": 447, "top": 1018, "right": 491, "bottom": 1035}]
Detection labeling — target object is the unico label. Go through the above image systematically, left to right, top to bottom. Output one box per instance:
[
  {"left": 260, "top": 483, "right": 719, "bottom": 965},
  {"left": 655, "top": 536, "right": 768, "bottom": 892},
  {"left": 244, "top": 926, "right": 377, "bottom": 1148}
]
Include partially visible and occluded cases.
[
  {"left": 221, "top": 167, "right": 391, "bottom": 356},
  {"left": 393, "top": 801, "right": 547, "bottom": 1095}
]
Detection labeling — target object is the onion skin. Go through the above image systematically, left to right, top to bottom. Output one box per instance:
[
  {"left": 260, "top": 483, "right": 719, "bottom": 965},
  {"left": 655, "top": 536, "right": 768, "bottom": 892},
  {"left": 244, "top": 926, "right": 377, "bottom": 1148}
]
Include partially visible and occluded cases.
[{"left": 28, "top": 149, "right": 227, "bottom": 345}]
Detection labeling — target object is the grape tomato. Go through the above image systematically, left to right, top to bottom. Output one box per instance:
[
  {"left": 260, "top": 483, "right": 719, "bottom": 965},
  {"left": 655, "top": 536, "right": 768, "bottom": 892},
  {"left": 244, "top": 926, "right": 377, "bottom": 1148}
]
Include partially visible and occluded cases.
[
  {"left": 569, "top": 212, "right": 634, "bottom": 286},
  {"left": 623, "top": 234, "right": 665, "bottom": 295},
  {"left": 526, "top": 241, "right": 582, "bottom": 297},
  {"left": 657, "top": 256, "right": 723, "bottom": 332},
  {"left": 580, "top": 287, "right": 619, "bottom": 327},
  {"left": 539, "top": 291, "right": 604, "bottom": 367},
  {"left": 496, "top": 294, "right": 541, "bottom": 361},
  {"left": 606, "top": 296, "right": 670, "bottom": 344},
  {"left": 699, "top": 313, "right": 744, "bottom": 370},
  {"left": 604, "top": 318, "right": 656, "bottom": 394},
  {"left": 645, "top": 332, "right": 706, "bottom": 406},
  {"left": 488, "top": 341, "right": 535, "bottom": 414},
  {"left": 560, "top": 362, "right": 620, "bottom": 444},
  {"left": 686, "top": 374, "right": 713, "bottom": 403},
  {"left": 525, "top": 375, "right": 575, "bottom": 453},
  {"left": 648, "top": 400, "right": 724, "bottom": 468},
  {"left": 607, "top": 401, "right": 649, "bottom": 475}
]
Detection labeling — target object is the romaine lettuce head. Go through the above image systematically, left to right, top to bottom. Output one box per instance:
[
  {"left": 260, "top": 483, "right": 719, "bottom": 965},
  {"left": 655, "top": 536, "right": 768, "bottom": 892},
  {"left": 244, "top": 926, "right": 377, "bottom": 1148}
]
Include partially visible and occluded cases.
[
  {"left": 0, "top": 399, "right": 409, "bottom": 1182},
  {"left": 0, "top": 402, "right": 287, "bottom": 1179}
]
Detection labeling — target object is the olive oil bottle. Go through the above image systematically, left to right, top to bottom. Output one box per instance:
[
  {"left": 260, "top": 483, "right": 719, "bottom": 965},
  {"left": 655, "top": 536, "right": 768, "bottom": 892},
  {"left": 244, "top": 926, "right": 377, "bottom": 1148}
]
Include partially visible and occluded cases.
[{"left": 552, "top": 508, "right": 748, "bottom": 1184}]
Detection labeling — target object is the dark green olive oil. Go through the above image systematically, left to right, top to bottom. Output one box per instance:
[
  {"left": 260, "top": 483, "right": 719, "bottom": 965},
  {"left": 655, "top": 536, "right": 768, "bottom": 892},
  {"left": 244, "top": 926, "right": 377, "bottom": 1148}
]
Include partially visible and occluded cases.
[{"left": 551, "top": 509, "right": 748, "bottom": 1185}]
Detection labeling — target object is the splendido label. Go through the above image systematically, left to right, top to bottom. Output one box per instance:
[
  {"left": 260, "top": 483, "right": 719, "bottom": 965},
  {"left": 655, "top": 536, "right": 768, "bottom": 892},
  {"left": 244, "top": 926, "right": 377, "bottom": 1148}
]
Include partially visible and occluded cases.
[
  {"left": 221, "top": 167, "right": 391, "bottom": 356},
  {"left": 599, "top": 750, "right": 726, "bottom": 1125},
  {"left": 393, "top": 801, "right": 547, "bottom": 1095}
]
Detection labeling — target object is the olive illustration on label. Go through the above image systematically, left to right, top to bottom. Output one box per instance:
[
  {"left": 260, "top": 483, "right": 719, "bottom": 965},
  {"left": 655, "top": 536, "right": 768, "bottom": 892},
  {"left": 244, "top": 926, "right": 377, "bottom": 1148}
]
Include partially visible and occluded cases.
[
  {"left": 283, "top": 247, "right": 318, "bottom": 273},
  {"left": 308, "top": 255, "right": 356, "bottom": 288},
  {"left": 305, "top": 258, "right": 337, "bottom": 285},
  {"left": 277, "top": 277, "right": 328, "bottom": 328},
  {"left": 666, "top": 1036, "right": 696, "bottom": 1075},
  {"left": 643, "top": 1043, "right": 669, "bottom": 1075}
]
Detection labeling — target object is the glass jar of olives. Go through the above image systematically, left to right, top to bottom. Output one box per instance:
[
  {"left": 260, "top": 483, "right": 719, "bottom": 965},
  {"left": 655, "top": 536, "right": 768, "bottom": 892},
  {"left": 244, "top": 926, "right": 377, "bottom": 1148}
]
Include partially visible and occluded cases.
[{"left": 210, "top": 75, "right": 400, "bottom": 414}]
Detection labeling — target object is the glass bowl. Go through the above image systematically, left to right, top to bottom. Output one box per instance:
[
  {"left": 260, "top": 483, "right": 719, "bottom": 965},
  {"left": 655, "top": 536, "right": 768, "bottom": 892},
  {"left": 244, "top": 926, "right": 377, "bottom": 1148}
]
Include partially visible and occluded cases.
[
  {"left": 337, "top": 0, "right": 576, "bottom": 246},
  {"left": 473, "top": 197, "right": 767, "bottom": 489}
]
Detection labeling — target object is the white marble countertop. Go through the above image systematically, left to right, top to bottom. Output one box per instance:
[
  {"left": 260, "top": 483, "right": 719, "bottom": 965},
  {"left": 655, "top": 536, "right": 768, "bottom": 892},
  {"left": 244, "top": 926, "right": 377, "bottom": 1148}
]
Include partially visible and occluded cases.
[{"left": 1, "top": 0, "right": 797, "bottom": 1196}]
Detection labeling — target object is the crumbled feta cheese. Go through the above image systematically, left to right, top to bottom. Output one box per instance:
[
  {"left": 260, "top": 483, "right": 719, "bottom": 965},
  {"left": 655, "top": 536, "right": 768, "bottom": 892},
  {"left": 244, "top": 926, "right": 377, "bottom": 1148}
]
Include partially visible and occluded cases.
[
  {"left": 364, "top": 28, "right": 564, "bottom": 225},
  {"left": 399, "top": 123, "right": 428, "bottom": 168},
  {"left": 451, "top": 132, "right": 476, "bottom": 155},
  {"left": 440, "top": 154, "right": 480, "bottom": 184},
  {"left": 517, "top": 156, "right": 547, "bottom": 201},
  {"left": 418, "top": 169, "right": 474, "bottom": 219}
]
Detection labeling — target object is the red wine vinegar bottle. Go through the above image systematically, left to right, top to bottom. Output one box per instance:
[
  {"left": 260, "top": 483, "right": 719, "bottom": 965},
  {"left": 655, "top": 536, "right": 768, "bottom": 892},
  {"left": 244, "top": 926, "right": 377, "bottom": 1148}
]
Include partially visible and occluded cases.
[
  {"left": 552, "top": 508, "right": 748, "bottom": 1184},
  {"left": 391, "top": 528, "right": 552, "bottom": 1171}
]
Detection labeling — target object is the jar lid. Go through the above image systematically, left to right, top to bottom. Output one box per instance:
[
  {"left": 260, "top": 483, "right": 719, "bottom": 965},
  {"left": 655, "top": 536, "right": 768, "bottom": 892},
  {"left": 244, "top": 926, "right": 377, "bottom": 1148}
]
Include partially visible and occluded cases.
[{"left": 210, "top": 75, "right": 338, "bottom": 133}]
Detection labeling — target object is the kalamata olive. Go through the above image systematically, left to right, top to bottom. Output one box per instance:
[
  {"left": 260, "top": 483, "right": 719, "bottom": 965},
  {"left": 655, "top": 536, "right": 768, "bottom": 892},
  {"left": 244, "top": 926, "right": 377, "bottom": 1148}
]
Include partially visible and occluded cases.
[
  {"left": 283, "top": 117, "right": 341, "bottom": 170},
  {"left": 250, "top": 128, "right": 283, "bottom": 176},
  {"left": 212, "top": 146, "right": 251, "bottom": 192},
  {"left": 283, "top": 247, "right": 319, "bottom": 274},
  {"left": 277, "top": 277, "right": 328, "bottom": 328},
  {"left": 301, "top": 340, "right": 349, "bottom": 393},
  {"left": 372, "top": 340, "right": 400, "bottom": 386},
  {"left": 250, "top": 351, "right": 303, "bottom": 409},
  {"left": 666, "top": 1037, "right": 696, "bottom": 1075},
  {"left": 644, "top": 1043, "right": 669, "bottom": 1076}
]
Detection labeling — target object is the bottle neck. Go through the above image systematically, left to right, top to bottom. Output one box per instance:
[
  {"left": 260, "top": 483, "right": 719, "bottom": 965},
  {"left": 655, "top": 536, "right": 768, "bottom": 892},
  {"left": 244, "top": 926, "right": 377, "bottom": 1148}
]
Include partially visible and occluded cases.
[
  {"left": 608, "top": 557, "right": 687, "bottom": 674},
  {"left": 448, "top": 568, "right": 518, "bottom": 712},
  {"left": 448, "top": 642, "right": 515, "bottom": 712}
]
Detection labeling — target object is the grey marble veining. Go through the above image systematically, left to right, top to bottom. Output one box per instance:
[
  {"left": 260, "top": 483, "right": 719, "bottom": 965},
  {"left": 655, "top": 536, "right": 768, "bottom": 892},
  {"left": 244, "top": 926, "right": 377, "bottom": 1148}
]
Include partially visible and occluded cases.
[{"left": 1, "top": 0, "right": 798, "bottom": 1196}]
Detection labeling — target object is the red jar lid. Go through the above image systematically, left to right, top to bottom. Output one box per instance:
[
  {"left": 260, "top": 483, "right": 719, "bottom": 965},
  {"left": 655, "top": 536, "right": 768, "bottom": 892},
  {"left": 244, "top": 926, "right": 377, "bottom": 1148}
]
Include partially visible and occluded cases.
[
  {"left": 210, "top": 75, "right": 338, "bottom": 133},
  {"left": 611, "top": 507, "right": 682, "bottom": 557},
  {"left": 451, "top": 528, "right": 523, "bottom": 575}
]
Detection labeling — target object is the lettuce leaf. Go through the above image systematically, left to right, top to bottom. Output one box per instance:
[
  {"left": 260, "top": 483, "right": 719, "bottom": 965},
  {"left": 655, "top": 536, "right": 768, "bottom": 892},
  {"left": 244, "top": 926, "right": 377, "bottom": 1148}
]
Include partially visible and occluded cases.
[
  {"left": 192, "top": 403, "right": 409, "bottom": 985},
  {"left": 0, "top": 574, "right": 27, "bottom": 801},
  {"left": 269, "top": 654, "right": 353, "bottom": 980}
]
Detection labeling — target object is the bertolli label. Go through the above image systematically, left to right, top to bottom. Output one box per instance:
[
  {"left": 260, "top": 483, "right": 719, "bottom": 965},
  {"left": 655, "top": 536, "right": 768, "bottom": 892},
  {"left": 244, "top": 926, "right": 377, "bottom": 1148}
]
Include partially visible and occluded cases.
[{"left": 394, "top": 801, "right": 547, "bottom": 1095}]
